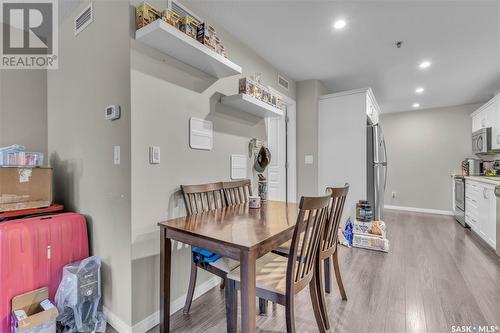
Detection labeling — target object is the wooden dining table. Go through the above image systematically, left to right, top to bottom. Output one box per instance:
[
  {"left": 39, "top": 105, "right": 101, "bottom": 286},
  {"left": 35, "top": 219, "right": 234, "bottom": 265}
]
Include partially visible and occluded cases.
[{"left": 158, "top": 200, "right": 299, "bottom": 333}]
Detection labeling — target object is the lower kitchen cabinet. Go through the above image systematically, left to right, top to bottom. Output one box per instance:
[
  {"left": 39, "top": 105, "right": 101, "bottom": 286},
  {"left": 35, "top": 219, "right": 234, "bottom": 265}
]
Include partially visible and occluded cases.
[{"left": 465, "top": 179, "right": 497, "bottom": 249}]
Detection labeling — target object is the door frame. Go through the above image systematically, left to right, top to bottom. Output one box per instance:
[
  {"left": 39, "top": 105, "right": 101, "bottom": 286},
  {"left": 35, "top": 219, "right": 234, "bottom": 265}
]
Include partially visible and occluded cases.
[{"left": 266, "top": 91, "right": 297, "bottom": 203}]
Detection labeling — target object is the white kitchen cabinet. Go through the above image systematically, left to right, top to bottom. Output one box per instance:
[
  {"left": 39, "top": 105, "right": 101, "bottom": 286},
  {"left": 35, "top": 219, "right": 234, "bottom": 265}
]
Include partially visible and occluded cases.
[
  {"left": 319, "top": 88, "right": 380, "bottom": 222},
  {"left": 366, "top": 92, "right": 380, "bottom": 125},
  {"left": 471, "top": 94, "right": 500, "bottom": 149},
  {"left": 471, "top": 110, "right": 483, "bottom": 132},
  {"left": 465, "top": 179, "right": 497, "bottom": 249}
]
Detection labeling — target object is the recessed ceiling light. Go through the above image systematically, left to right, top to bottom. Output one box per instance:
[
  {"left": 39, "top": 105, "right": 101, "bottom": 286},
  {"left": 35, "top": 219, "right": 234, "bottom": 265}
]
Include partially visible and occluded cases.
[
  {"left": 333, "top": 19, "right": 347, "bottom": 30},
  {"left": 418, "top": 61, "right": 431, "bottom": 69},
  {"left": 415, "top": 87, "right": 424, "bottom": 94},
  {"left": 412, "top": 103, "right": 420, "bottom": 108}
]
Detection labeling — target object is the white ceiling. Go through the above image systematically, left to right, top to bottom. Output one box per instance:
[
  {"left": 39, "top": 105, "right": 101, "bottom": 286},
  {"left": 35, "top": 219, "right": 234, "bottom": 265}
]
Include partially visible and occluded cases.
[{"left": 187, "top": 0, "right": 500, "bottom": 113}]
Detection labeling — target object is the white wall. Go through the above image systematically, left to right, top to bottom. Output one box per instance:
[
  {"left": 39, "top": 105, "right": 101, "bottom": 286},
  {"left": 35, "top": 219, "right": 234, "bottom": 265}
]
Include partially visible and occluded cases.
[
  {"left": 47, "top": 1, "right": 133, "bottom": 326},
  {"left": 129, "top": 1, "right": 295, "bottom": 326},
  {"left": 0, "top": 70, "right": 48, "bottom": 157},
  {"left": 296, "top": 80, "right": 329, "bottom": 197},
  {"left": 318, "top": 91, "right": 367, "bottom": 221},
  {"left": 381, "top": 103, "right": 480, "bottom": 212}
]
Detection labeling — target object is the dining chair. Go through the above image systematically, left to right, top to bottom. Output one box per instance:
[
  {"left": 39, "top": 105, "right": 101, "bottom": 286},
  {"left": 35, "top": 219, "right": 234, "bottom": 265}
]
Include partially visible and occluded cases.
[
  {"left": 222, "top": 179, "right": 252, "bottom": 205},
  {"left": 223, "top": 179, "right": 272, "bottom": 315},
  {"left": 181, "top": 180, "right": 266, "bottom": 319},
  {"left": 181, "top": 182, "right": 240, "bottom": 315},
  {"left": 272, "top": 184, "right": 350, "bottom": 330},
  {"left": 226, "top": 195, "right": 332, "bottom": 333}
]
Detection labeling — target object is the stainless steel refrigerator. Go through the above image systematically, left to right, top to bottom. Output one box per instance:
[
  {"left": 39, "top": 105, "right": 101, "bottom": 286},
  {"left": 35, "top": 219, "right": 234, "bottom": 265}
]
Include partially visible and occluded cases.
[{"left": 367, "top": 123, "right": 387, "bottom": 220}]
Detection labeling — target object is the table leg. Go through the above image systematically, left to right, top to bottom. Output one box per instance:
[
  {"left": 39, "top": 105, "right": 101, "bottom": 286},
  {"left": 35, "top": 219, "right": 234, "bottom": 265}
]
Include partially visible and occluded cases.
[
  {"left": 160, "top": 229, "right": 171, "bottom": 333},
  {"left": 240, "top": 250, "right": 257, "bottom": 332}
]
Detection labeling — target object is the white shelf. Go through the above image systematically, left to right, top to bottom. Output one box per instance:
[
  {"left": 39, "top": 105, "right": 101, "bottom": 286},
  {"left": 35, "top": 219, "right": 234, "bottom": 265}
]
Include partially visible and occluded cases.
[
  {"left": 135, "top": 20, "right": 242, "bottom": 78},
  {"left": 221, "top": 94, "right": 285, "bottom": 118}
]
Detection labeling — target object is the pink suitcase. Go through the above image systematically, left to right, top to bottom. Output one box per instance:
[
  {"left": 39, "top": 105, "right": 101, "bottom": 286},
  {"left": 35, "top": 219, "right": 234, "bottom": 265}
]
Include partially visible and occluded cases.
[{"left": 0, "top": 213, "right": 89, "bottom": 333}]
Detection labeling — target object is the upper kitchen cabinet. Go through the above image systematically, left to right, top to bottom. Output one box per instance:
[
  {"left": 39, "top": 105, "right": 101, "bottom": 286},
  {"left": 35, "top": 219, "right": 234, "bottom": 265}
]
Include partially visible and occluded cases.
[
  {"left": 366, "top": 89, "right": 380, "bottom": 125},
  {"left": 471, "top": 94, "right": 500, "bottom": 149}
]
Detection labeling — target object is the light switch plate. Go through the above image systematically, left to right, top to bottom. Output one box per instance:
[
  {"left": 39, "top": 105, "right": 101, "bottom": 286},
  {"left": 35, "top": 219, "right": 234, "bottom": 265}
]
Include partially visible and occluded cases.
[
  {"left": 114, "top": 146, "right": 120, "bottom": 165},
  {"left": 149, "top": 146, "right": 160, "bottom": 164},
  {"left": 305, "top": 155, "right": 314, "bottom": 165}
]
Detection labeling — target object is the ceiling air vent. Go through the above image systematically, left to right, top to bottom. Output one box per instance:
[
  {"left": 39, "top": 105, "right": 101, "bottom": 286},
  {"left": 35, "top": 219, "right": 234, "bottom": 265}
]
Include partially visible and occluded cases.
[
  {"left": 169, "top": 1, "right": 202, "bottom": 22},
  {"left": 74, "top": 3, "right": 93, "bottom": 36},
  {"left": 278, "top": 75, "right": 289, "bottom": 91}
]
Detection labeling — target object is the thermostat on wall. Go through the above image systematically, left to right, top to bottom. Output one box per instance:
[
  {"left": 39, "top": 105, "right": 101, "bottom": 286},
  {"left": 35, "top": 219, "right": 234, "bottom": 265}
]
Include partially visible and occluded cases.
[{"left": 105, "top": 105, "right": 121, "bottom": 120}]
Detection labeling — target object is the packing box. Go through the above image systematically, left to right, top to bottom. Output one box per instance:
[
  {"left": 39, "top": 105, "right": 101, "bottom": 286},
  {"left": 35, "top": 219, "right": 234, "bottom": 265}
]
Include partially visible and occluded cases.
[
  {"left": 0, "top": 168, "right": 52, "bottom": 212},
  {"left": 353, "top": 220, "right": 386, "bottom": 237},
  {"left": 353, "top": 233, "right": 389, "bottom": 252},
  {"left": 11, "top": 288, "right": 58, "bottom": 333}
]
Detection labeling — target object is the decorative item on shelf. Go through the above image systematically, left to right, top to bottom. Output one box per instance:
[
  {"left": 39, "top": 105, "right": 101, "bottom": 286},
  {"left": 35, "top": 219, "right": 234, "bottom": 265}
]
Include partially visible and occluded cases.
[
  {"left": 135, "top": 2, "right": 161, "bottom": 30},
  {"left": 161, "top": 9, "right": 182, "bottom": 30},
  {"left": 181, "top": 15, "right": 201, "bottom": 39},
  {"left": 197, "top": 22, "right": 217, "bottom": 51},
  {"left": 239, "top": 74, "right": 287, "bottom": 111},
  {"left": 276, "top": 98, "right": 286, "bottom": 111}
]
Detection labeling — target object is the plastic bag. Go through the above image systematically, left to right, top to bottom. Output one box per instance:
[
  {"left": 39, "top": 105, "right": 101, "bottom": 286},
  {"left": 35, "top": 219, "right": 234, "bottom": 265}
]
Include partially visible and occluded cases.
[
  {"left": 342, "top": 218, "right": 353, "bottom": 247},
  {"left": 55, "top": 256, "right": 106, "bottom": 333}
]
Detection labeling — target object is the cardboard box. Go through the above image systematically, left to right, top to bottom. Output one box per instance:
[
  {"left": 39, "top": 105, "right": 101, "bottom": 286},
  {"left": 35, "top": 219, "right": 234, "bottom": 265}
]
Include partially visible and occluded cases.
[
  {"left": 0, "top": 168, "right": 52, "bottom": 212},
  {"left": 353, "top": 220, "right": 386, "bottom": 237},
  {"left": 353, "top": 233, "right": 389, "bottom": 252},
  {"left": 11, "top": 287, "right": 58, "bottom": 333}
]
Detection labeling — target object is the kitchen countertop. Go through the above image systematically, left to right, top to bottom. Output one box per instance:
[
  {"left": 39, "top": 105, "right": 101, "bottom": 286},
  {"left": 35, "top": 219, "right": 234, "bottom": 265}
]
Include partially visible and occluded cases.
[{"left": 464, "top": 176, "right": 500, "bottom": 186}]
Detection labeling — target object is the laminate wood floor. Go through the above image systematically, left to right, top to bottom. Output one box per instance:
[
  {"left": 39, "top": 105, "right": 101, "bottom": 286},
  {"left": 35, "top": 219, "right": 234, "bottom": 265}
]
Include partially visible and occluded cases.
[{"left": 108, "top": 210, "right": 500, "bottom": 333}]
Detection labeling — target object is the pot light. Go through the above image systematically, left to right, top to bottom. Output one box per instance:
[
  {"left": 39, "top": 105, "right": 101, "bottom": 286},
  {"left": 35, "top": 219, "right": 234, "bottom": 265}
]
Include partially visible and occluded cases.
[
  {"left": 333, "top": 19, "right": 347, "bottom": 30},
  {"left": 418, "top": 61, "right": 431, "bottom": 69},
  {"left": 415, "top": 87, "right": 424, "bottom": 94},
  {"left": 412, "top": 103, "right": 420, "bottom": 108}
]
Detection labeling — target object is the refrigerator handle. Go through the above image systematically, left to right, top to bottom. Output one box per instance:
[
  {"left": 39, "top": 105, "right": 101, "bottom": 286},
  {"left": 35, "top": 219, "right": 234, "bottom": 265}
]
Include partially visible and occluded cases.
[
  {"left": 382, "top": 137, "right": 388, "bottom": 164},
  {"left": 384, "top": 164, "right": 388, "bottom": 192}
]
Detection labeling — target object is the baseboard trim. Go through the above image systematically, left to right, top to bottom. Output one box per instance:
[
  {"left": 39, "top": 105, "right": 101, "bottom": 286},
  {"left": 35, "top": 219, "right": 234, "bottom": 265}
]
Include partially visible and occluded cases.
[
  {"left": 384, "top": 205, "right": 454, "bottom": 216},
  {"left": 104, "top": 276, "right": 221, "bottom": 333},
  {"left": 103, "top": 307, "right": 131, "bottom": 333}
]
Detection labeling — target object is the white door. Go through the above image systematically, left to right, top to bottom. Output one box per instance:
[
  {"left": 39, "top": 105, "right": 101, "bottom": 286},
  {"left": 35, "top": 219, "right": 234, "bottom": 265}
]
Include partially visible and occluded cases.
[{"left": 266, "top": 102, "right": 297, "bottom": 202}]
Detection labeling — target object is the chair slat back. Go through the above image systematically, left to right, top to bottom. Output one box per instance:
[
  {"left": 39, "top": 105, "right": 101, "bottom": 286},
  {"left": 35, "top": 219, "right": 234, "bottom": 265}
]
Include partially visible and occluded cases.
[
  {"left": 222, "top": 179, "right": 252, "bottom": 206},
  {"left": 181, "top": 182, "right": 226, "bottom": 216},
  {"left": 322, "top": 184, "right": 350, "bottom": 253},
  {"left": 287, "top": 195, "right": 331, "bottom": 292}
]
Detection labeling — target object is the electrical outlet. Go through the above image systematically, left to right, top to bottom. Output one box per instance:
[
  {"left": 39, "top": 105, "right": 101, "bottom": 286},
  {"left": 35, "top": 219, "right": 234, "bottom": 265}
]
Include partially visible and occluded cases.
[
  {"left": 305, "top": 155, "right": 314, "bottom": 165},
  {"left": 392, "top": 191, "right": 397, "bottom": 199}
]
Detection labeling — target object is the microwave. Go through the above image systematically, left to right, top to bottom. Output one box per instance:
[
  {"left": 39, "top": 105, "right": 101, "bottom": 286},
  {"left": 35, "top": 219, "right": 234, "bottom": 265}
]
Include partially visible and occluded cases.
[{"left": 472, "top": 127, "right": 492, "bottom": 154}]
